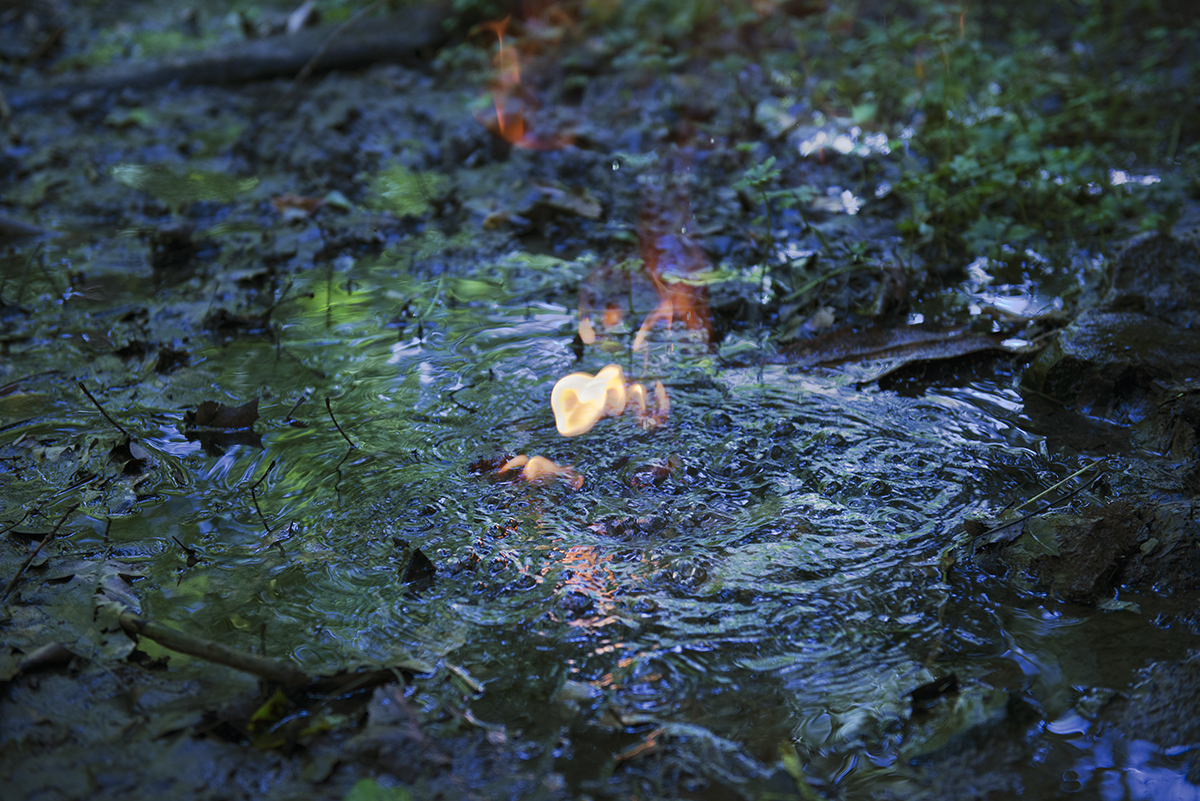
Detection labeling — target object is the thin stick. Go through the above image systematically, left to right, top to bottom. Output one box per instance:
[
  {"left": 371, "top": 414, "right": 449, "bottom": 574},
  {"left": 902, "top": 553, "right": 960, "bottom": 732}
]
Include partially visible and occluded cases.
[
  {"left": 275, "top": 0, "right": 384, "bottom": 111},
  {"left": 77, "top": 382, "right": 133, "bottom": 439},
  {"left": 446, "top": 386, "right": 478, "bottom": 413},
  {"left": 283, "top": 391, "right": 309, "bottom": 422},
  {"left": 325, "top": 396, "right": 356, "bottom": 448},
  {"left": 332, "top": 447, "right": 352, "bottom": 505},
  {"left": 249, "top": 458, "right": 278, "bottom": 492},
  {"left": 1017, "top": 459, "right": 1103, "bottom": 512},
  {"left": 248, "top": 460, "right": 277, "bottom": 533},
  {"left": 972, "top": 469, "right": 1105, "bottom": 546},
  {"left": 46, "top": 472, "right": 101, "bottom": 503},
  {"left": 250, "top": 488, "right": 272, "bottom": 535},
  {"left": 1, "top": 503, "right": 79, "bottom": 602},
  {"left": 0, "top": 510, "right": 31, "bottom": 535},
  {"left": 170, "top": 535, "right": 200, "bottom": 567},
  {"left": 117, "top": 609, "right": 308, "bottom": 687}
]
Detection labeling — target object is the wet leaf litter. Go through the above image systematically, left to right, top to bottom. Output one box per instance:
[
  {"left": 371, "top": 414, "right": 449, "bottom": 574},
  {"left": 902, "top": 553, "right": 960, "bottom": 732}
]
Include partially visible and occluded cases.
[{"left": 3, "top": 1, "right": 1200, "bottom": 799}]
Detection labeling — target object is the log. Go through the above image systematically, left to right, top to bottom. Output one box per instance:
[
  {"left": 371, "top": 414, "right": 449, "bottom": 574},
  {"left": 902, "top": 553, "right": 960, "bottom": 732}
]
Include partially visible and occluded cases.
[{"left": 7, "top": 1, "right": 455, "bottom": 112}]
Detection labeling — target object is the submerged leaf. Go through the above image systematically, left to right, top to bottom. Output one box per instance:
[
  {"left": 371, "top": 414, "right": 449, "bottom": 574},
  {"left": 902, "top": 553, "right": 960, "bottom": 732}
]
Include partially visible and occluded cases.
[
  {"left": 184, "top": 399, "right": 260, "bottom": 430},
  {"left": 247, "top": 687, "right": 290, "bottom": 737}
]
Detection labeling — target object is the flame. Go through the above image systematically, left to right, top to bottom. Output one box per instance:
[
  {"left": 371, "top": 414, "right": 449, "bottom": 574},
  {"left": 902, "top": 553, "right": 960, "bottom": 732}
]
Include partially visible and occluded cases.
[
  {"left": 479, "top": 16, "right": 573, "bottom": 150},
  {"left": 481, "top": 17, "right": 526, "bottom": 145},
  {"left": 575, "top": 154, "right": 713, "bottom": 358},
  {"left": 632, "top": 181, "right": 713, "bottom": 354},
  {"left": 632, "top": 271, "right": 711, "bottom": 355},
  {"left": 578, "top": 317, "right": 596, "bottom": 345},
  {"left": 551, "top": 364, "right": 668, "bottom": 436},
  {"left": 551, "top": 364, "right": 627, "bottom": 436},
  {"left": 500, "top": 454, "right": 583, "bottom": 488}
]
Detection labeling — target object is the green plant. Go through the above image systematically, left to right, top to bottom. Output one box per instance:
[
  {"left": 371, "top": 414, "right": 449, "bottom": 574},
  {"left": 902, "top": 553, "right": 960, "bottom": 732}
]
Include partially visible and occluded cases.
[{"left": 789, "top": 0, "right": 1197, "bottom": 266}]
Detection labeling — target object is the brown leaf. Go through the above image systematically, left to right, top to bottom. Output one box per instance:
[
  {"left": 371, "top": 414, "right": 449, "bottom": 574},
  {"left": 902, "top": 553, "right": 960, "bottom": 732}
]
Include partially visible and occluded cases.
[
  {"left": 184, "top": 398, "right": 259, "bottom": 430},
  {"left": 109, "top": 438, "right": 152, "bottom": 474}
]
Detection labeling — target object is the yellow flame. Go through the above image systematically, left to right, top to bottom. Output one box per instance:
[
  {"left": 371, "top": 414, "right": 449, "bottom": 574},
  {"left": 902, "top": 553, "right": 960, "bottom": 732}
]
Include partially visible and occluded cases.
[
  {"left": 578, "top": 317, "right": 596, "bottom": 345},
  {"left": 551, "top": 364, "right": 669, "bottom": 436},
  {"left": 551, "top": 364, "right": 627, "bottom": 436}
]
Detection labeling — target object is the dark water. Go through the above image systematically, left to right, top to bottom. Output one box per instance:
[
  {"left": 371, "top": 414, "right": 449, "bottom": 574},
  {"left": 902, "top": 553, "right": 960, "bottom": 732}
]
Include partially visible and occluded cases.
[{"left": 4, "top": 248, "right": 1197, "bottom": 799}]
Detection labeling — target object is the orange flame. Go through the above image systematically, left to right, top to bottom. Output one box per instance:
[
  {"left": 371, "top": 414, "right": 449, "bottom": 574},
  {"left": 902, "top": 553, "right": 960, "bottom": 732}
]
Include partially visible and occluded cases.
[
  {"left": 479, "top": 16, "right": 573, "bottom": 150},
  {"left": 481, "top": 17, "right": 526, "bottom": 145},
  {"left": 576, "top": 154, "right": 713, "bottom": 358},
  {"left": 631, "top": 171, "right": 713, "bottom": 355},
  {"left": 632, "top": 270, "right": 711, "bottom": 355},
  {"left": 499, "top": 454, "right": 584, "bottom": 488}
]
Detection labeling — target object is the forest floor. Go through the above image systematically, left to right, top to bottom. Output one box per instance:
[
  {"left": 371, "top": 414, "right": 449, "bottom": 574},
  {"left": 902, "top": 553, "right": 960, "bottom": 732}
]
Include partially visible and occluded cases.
[{"left": 2, "top": 1, "right": 1200, "bottom": 799}]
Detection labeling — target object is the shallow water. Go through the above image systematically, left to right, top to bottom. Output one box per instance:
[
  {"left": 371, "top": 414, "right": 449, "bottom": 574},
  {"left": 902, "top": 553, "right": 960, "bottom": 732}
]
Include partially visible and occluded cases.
[{"left": 4, "top": 246, "right": 1197, "bottom": 798}]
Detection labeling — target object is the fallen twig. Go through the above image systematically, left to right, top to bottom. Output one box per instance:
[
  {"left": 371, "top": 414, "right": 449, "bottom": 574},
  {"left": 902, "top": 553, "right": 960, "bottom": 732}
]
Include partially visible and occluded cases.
[
  {"left": 275, "top": 0, "right": 384, "bottom": 111},
  {"left": 77, "top": 381, "right": 134, "bottom": 439},
  {"left": 325, "top": 396, "right": 357, "bottom": 448},
  {"left": 248, "top": 458, "right": 278, "bottom": 534},
  {"left": 248, "top": 458, "right": 278, "bottom": 493},
  {"left": 968, "top": 464, "right": 1105, "bottom": 548},
  {"left": 1, "top": 503, "right": 80, "bottom": 602},
  {"left": 117, "top": 609, "right": 309, "bottom": 687}
]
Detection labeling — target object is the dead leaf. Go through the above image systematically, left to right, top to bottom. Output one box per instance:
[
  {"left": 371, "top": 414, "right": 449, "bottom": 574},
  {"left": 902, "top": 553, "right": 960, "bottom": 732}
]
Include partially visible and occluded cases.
[
  {"left": 154, "top": 345, "right": 189, "bottom": 374},
  {"left": 184, "top": 398, "right": 259, "bottom": 430},
  {"left": 109, "top": 438, "right": 153, "bottom": 474},
  {"left": 401, "top": 547, "right": 437, "bottom": 591},
  {"left": 7, "top": 560, "right": 144, "bottom": 662}
]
